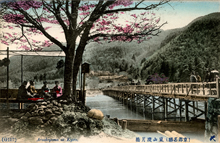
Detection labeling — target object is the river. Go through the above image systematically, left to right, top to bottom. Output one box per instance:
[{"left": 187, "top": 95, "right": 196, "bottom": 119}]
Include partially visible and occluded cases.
[{"left": 86, "top": 94, "right": 205, "bottom": 142}]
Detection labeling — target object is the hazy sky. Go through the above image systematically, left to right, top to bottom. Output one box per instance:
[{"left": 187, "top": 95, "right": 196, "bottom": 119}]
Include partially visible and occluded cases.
[
  {"left": 0, "top": 1, "right": 219, "bottom": 59},
  {"left": 158, "top": 1, "right": 220, "bottom": 30}
]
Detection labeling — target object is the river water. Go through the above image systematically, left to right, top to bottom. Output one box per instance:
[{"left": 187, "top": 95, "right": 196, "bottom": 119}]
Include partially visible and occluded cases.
[{"left": 86, "top": 94, "right": 205, "bottom": 142}]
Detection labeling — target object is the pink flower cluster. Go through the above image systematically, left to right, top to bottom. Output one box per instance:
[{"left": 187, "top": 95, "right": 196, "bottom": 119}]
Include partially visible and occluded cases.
[
  {"left": 109, "top": 0, "right": 133, "bottom": 9},
  {"left": 8, "top": 1, "right": 42, "bottom": 10},
  {"left": 79, "top": 4, "right": 95, "bottom": 11},
  {"left": 79, "top": 12, "right": 90, "bottom": 16},
  {"left": 3, "top": 14, "right": 27, "bottom": 24},
  {"left": 37, "top": 17, "right": 59, "bottom": 24},
  {"left": 99, "top": 20, "right": 111, "bottom": 26},
  {"left": 113, "top": 24, "right": 134, "bottom": 34},
  {"left": 1, "top": 40, "right": 9, "bottom": 45},
  {"left": 41, "top": 40, "right": 53, "bottom": 47},
  {"left": 18, "top": 45, "right": 31, "bottom": 51}
]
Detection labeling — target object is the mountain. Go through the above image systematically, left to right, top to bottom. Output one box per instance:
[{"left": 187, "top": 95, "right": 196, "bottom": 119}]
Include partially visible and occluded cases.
[
  {"left": 140, "top": 12, "right": 220, "bottom": 82},
  {"left": 83, "top": 29, "right": 171, "bottom": 78},
  {"left": 0, "top": 44, "right": 65, "bottom": 84}
]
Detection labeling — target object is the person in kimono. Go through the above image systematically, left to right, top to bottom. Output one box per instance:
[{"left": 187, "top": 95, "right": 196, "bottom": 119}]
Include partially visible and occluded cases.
[{"left": 53, "top": 81, "right": 63, "bottom": 98}]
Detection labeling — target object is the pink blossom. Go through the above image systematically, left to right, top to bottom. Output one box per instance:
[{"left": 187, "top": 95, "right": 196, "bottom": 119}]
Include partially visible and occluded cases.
[
  {"left": 109, "top": 0, "right": 133, "bottom": 9},
  {"left": 8, "top": 1, "right": 42, "bottom": 10},
  {"left": 79, "top": 4, "right": 95, "bottom": 11},
  {"left": 43, "top": 7, "right": 51, "bottom": 13},
  {"left": 79, "top": 12, "right": 90, "bottom": 16},
  {"left": 141, "top": 12, "right": 146, "bottom": 15},
  {"left": 152, "top": 13, "right": 155, "bottom": 16},
  {"left": 3, "top": 14, "right": 27, "bottom": 24},
  {"left": 107, "top": 14, "right": 114, "bottom": 16},
  {"left": 131, "top": 14, "right": 137, "bottom": 19},
  {"left": 48, "top": 16, "right": 54, "bottom": 19},
  {"left": 110, "top": 17, "right": 118, "bottom": 20},
  {"left": 155, "top": 18, "right": 160, "bottom": 23},
  {"left": 96, "top": 19, "right": 101, "bottom": 22},
  {"left": 99, "top": 20, "right": 111, "bottom": 26},
  {"left": 134, "top": 23, "right": 140, "bottom": 28},
  {"left": 8, "top": 26, "right": 14, "bottom": 29},
  {"left": 45, "top": 26, "right": 52, "bottom": 30},
  {"left": 6, "top": 33, "right": 13, "bottom": 38},
  {"left": 3, "top": 36, "right": 9, "bottom": 39},
  {"left": 93, "top": 37, "right": 99, "bottom": 42},
  {"left": 147, "top": 37, "right": 152, "bottom": 39},
  {"left": 20, "top": 39, "right": 27, "bottom": 42},
  {"left": 1, "top": 40, "right": 9, "bottom": 45},
  {"left": 32, "top": 40, "right": 40, "bottom": 43},
  {"left": 41, "top": 40, "right": 53, "bottom": 47},
  {"left": 19, "top": 45, "right": 30, "bottom": 51}
]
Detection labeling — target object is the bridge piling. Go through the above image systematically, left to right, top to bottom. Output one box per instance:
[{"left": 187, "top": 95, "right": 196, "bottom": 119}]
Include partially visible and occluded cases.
[
  {"left": 102, "top": 81, "right": 219, "bottom": 121},
  {"left": 185, "top": 100, "right": 189, "bottom": 122}
]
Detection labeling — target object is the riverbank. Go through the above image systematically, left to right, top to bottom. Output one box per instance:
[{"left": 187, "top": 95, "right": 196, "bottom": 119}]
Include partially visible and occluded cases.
[{"left": 0, "top": 99, "right": 139, "bottom": 143}]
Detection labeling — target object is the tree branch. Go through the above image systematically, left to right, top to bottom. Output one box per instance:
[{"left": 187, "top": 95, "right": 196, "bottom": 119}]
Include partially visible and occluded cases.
[
  {"left": 104, "top": 0, "right": 170, "bottom": 14},
  {"left": 88, "top": 22, "right": 167, "bottom": 41}
]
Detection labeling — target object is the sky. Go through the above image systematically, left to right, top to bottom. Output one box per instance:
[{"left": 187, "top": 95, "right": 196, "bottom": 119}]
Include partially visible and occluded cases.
[{"left": 0, "top": 0, "right": 220, "bottom": 59}]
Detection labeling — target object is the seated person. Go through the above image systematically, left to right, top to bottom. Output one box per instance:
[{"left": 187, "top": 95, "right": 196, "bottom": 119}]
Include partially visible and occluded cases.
[
  {"left": 27, "top": 80, "right": 38, "bottom": 97},
  {"left": 17, "top": 81, "right": 33, "bottom": 100},
  {"left": 41, "top": 81, "right": 51, "bottom": 99},
  {"left": 52, "top": 81, "right": 63, "bottom": 98}
]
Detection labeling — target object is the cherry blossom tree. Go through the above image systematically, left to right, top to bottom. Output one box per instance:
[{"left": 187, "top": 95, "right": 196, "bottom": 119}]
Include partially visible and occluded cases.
[{"left": 1, "top": 0, "right": 170, "bottom": 101}]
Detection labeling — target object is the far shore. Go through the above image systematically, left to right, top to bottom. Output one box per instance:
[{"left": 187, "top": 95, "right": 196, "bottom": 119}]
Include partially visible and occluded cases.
[{"left": 86, "top": 89, "right": 103, "bottom": 97}]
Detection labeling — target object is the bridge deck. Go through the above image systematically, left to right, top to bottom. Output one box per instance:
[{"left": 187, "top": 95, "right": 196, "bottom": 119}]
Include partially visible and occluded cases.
[{"left": 103, "top": 79, "right": 220, "bottom": 101}]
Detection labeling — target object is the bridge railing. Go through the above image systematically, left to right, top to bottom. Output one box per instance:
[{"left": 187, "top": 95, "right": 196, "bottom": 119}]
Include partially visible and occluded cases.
[{"left": 105, "top": 78, "right": 220, "bottom": 98}]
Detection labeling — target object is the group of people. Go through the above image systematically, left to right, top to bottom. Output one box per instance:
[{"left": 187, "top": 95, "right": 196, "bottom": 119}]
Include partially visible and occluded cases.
[
  {"left": 190, "top": 69, "right": 219, "bottom": 83},
  {"left": 17, "top": 80, "right": 62, "bottom": 100}
]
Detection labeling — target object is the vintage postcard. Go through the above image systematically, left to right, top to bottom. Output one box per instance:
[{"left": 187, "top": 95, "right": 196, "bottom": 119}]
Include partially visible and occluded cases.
[{"left": 0, "top": 0, "right": 220, "bottom": 143}]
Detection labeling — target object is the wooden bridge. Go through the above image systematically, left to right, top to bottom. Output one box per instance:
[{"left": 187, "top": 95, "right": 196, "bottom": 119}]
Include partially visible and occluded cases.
[{"left": 102, "top": 79, "right": 220, "bottom": 121}]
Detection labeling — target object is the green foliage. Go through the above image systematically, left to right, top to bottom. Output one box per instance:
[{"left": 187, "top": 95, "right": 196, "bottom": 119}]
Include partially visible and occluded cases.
[{"left": 140, "top": 12, "right": 220, "bottom": 82}]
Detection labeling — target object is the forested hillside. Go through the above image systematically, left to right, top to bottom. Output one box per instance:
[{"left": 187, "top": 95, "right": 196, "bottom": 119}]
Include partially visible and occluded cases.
[{"left": 140, "top": 12, "right": 220, "bottom": 82}]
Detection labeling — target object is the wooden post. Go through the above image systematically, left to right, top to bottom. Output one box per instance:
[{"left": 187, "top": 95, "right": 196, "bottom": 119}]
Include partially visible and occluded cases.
[
  {"left": 7, "top": 47, "right": 9, "bottom": 110},
  {"left": 21, "top": 55, "right": 23, "bottom": 84},
  {"left": 82, "top": 73, "right": 86, "bottom": 105},
  {"left": 217, "top": 78, "right": 220, "bottom": 98},
  {"left": 143, "top": 95, "right": 146, "bottom": 119},
  {"left": 152, "top": 96, "right": 155, "bottom": 120},
  {"left": 162, "top": 97, "right": 165, "bottom": 120},
  {"left": 165, "top": 98, "right": 168, "bottom": 121},
  {"left": 173, "top": 98, "right": 177, "bottom": 121},
  {"left": 179, "top": 99, "right": 182, "bottom": 121},
  {"left": 185, "top": 100, "right": 189, "bottom": 122},
  {"left": 193, "top": 101, "right": 195, "bottom": 116},
  {"left": 204, "top": 101, "right": 207, "bottom": 119},
  {"left": 218, "top": 115, "right": 220, "bottom": 142},
  {"left": 122, "top": 120, "right": 127, "bottom": 130}
]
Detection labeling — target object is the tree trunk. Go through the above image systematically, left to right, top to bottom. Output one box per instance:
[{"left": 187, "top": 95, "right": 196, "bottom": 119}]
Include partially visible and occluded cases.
[
  {"left": 72, "top": 44, "right": 86, "bottom": 101},
  {"left": 72, "top": 50, "right": 83, "bottom": 101},
  {"left": 62, "top": 52, "right": 74, "bottom": 99}
]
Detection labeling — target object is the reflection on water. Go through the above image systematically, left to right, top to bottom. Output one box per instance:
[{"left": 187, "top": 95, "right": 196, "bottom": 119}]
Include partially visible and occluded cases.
[{"left": 86, "top": 94, "right": 148, "bottom": 120}]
